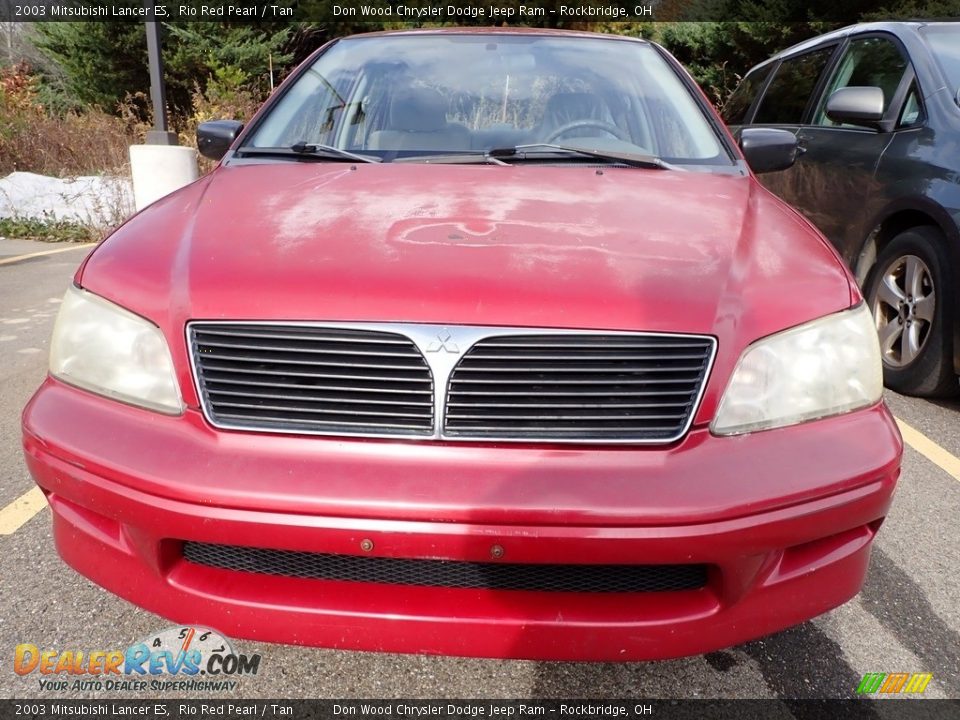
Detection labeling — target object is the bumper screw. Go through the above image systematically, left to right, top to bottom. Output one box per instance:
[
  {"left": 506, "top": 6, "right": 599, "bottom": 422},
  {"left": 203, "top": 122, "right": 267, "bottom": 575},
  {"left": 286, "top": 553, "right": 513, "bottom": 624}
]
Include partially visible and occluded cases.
[
  {"left": 360, "top": 539, "right": 374, "bottom": 552},
  {"left": 490, "top": 544, "right": 504, "bottom": 559}
]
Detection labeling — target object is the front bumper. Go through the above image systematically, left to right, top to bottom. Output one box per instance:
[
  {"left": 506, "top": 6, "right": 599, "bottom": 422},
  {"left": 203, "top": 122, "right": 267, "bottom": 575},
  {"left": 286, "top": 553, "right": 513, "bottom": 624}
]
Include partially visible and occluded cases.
[{"left": 22, "top": 378, "right": 902, "bottom": 661}]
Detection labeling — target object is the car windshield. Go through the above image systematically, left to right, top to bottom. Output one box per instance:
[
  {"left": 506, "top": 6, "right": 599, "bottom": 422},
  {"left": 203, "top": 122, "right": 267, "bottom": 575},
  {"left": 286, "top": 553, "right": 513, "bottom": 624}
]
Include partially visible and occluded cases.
[
  {"left": 920, "top": 24, "right": 960, "bottom": 99},
  {"left": 242, "top": 33, "right": 729, "bottom": 166}
]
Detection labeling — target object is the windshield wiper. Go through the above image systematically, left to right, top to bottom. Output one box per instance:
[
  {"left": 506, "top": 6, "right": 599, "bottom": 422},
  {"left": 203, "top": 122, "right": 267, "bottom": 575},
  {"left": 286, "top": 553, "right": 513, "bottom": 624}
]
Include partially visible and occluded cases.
[
  {"left": 290, "top": 142, "right": 380, "bottom": 163},
  {"left": 238, "top": 143, "right": 380, "bottom": 164},
  {"left": 489, "top": 143, "right": 669, "bottom": 169}
]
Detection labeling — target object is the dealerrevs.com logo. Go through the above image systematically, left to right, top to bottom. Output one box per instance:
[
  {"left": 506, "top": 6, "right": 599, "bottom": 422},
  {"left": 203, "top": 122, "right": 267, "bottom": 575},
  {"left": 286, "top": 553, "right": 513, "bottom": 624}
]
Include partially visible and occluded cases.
[{"left": 14, "top": 626, "right": 261, "bottom": 693}]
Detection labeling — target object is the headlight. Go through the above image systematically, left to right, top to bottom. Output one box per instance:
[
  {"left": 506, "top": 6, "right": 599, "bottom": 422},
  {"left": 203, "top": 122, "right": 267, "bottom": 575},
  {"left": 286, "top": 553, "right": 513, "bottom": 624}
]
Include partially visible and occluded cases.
[
  {"left": 49, "top": 287, "right": 183, "bottom": 414},
  {"left": 711, "top": 303, "right": 882, "bottom": 436}
]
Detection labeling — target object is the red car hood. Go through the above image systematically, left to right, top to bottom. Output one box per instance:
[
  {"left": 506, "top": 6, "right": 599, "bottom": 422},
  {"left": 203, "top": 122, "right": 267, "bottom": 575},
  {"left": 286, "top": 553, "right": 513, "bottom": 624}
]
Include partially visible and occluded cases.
[{"left": 81, "top": 162, "right": 856, "bottom": 417}]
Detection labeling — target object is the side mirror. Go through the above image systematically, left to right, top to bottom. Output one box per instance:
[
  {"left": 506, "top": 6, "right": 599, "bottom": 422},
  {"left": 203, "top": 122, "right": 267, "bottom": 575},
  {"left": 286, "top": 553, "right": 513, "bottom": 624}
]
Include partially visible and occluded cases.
[
  {"left": 825, "top": 86, "right": 885, "bottom": 128},
  {"left": 197, "top": 120, "right": 244, "bottom": 161},
  {"left": 739, "top": 127, "right": 799, "bottom": 174}
]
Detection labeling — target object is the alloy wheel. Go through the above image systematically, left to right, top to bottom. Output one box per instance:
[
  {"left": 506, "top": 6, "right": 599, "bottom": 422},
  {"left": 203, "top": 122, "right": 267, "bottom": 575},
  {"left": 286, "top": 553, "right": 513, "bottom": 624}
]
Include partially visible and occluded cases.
[{"left": 871, "top": 254, "right": 936, "bottom": 368}]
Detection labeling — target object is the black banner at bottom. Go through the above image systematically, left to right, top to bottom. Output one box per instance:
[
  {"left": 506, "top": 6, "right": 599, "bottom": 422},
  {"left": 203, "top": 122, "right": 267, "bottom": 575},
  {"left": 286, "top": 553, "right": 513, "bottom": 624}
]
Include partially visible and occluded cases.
[{"left": 1, "top": 700, "right": 959, "bottom": 720}]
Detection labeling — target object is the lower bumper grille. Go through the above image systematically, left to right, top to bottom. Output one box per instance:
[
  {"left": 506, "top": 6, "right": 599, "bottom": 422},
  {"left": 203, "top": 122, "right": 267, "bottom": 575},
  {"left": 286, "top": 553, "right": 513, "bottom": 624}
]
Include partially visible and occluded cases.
[{"left": 183, "top": 542, "right": 707, "bottom": 593}]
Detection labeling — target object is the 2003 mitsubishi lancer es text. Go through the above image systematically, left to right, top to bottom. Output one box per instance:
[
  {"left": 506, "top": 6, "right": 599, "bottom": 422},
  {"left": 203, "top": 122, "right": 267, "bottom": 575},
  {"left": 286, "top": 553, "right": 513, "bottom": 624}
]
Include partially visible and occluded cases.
[{"left": 22, "top": 29, "right": 903, "bottom": 661}]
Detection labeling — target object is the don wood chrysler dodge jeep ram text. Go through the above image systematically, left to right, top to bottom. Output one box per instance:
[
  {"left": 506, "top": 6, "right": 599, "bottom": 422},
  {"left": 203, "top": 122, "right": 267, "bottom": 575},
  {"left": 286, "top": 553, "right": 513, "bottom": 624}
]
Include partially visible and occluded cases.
[{"left": 21, "top": 29, "right": 903, "bottom": 661}]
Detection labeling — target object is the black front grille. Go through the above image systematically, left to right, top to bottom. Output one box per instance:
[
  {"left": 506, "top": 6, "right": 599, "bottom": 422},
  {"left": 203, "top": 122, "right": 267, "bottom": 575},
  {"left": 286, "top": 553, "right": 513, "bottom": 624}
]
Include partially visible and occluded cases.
[
  {"left": 190, "top": 324, "right": 434, "bottom": 436},
  {"left": 444, "top": 334, "right": 715, "bottom": 441},
  {"left": 183, "top": 542, "right": 708, "bottom": 594}
]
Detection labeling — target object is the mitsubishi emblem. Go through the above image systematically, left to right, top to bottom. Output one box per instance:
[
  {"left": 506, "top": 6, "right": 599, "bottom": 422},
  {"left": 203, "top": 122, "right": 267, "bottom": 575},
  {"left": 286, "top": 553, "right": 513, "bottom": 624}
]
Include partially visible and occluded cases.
[{"left": 426, "top": 331, "right": 460, "bottom": 354}]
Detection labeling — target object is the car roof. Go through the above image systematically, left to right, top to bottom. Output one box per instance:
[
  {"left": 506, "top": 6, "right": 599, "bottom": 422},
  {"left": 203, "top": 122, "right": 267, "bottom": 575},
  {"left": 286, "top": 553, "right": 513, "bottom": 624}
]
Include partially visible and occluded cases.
[
  {"left": 748, "top": 20, "right": 952, "bottom": 72},
  {"left": 340, "top": 26, "right": 651, "bottom": 44}
]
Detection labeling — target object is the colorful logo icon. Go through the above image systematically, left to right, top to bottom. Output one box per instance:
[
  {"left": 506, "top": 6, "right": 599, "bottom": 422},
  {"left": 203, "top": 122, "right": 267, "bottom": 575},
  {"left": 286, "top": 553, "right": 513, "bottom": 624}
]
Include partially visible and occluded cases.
[{"left": 856, "top": 673, "right": 933, "bottom": 694}]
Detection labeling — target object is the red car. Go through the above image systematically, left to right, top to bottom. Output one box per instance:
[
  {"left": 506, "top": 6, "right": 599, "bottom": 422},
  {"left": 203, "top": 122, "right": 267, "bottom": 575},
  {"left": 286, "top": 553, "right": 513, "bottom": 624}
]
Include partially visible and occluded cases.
[{"left": 22, "top": 29, "right": 902, "bottom": 661}]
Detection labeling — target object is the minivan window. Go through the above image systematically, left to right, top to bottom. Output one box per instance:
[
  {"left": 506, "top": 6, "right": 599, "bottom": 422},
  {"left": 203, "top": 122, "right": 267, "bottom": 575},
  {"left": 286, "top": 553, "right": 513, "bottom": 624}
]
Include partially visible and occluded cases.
[
  {"left": 920, "top": 24, "right": 960, "bottom": 94},
  {"left": 814, "top": 37, "right": 909, "bottom": 126},
  {"left": 753, "top": 47, "right": 836, "bottom": 125},
  {"left": 721, "top": 64, "right": 773, "bottom": 125},
  {"left": 897, "top": 83, "right": 924, "bottom": 128}
]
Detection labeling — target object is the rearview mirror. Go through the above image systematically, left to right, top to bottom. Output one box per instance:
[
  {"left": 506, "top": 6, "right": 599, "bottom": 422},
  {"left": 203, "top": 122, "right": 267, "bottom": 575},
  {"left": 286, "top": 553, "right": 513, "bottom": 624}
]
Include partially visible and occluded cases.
[
  {"left": 825, "top": 86, "right": 885, "bottom": 129},
  {"left": 197, "top": 120, "right": 244, "bottom": 161},
  {"left": 739, "top": 128, "right": 798, "bottom": 174}
]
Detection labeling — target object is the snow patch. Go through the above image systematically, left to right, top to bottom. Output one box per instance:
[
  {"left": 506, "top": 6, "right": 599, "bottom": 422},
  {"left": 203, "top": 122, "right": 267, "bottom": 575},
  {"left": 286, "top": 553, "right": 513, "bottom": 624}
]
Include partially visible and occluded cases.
[{"left": 0, "top": 171, "right": 134, "bottom": 228}]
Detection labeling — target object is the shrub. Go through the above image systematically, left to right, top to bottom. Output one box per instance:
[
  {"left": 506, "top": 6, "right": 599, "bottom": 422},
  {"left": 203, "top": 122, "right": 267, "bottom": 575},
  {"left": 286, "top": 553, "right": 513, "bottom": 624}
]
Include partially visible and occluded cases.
[
  {"left": 181, "top": 63, "right": 265, "bottom": 174},
  {"left": 0, "top": 214, "right": 97, "bottom": 243}
]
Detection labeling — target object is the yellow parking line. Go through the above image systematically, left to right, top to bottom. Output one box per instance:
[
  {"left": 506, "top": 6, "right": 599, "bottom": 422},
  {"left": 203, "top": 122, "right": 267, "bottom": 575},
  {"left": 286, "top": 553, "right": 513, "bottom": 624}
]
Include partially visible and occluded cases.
[
  {"left": 0, "top": 243, "right": 96, "bottom": 267},
  {"left": 895, "top": 417, "right": 960, "bottom": 483},
  {"left": 0, "top": 487, "right": 47, "bottom": 535}
]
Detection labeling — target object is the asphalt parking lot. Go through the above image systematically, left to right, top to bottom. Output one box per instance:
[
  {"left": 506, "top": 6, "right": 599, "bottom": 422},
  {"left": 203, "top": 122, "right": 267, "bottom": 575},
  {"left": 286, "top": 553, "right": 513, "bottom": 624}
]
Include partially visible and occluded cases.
[{"left": 1, "top": 239, "right": 958, "bottom": 702}]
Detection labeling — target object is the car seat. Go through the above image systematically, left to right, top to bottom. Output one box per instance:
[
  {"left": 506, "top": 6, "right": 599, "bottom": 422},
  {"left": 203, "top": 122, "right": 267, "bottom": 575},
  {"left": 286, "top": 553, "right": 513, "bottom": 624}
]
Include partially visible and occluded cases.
[{"left": 368, "top": 87, "right": 471, "bottom": 152}]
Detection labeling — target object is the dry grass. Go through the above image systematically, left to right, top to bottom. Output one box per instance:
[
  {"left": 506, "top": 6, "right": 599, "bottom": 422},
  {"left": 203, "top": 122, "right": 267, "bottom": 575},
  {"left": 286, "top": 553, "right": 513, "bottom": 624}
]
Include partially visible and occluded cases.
[
  {"left": 0, "top": 62, "right": 265, "bottom": 243},
  {"left": 0, "top": 64, "right": 146, "bottom": 177},
  {"left": 0, "top": 64, "right": 142, "bottom": 240},
  {"left": 0, "top": 111, "right": 140, "bottom": 177}
]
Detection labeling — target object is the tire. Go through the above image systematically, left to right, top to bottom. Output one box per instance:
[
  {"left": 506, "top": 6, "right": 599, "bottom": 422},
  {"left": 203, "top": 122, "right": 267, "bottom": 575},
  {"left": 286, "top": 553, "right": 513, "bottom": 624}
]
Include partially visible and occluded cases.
[{"left": 864, "top": 227, "right": 960, "bottom": 397}]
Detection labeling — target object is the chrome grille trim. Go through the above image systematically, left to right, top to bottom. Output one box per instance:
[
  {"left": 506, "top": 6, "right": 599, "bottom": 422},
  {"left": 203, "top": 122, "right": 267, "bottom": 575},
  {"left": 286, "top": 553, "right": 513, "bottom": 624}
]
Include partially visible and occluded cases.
[
  {"left": 187, "top": 322, "right": 716, "bottom": 444},
  {"left": 189, "top": 324, "right": 434, "bottom": 437}
]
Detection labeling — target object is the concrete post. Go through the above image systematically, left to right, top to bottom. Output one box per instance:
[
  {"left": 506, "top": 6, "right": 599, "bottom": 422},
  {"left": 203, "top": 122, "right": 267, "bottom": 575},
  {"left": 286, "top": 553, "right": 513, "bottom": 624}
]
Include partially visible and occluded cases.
[{"left": 129, "top": 9, "right": 199, "bottom": 211}]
